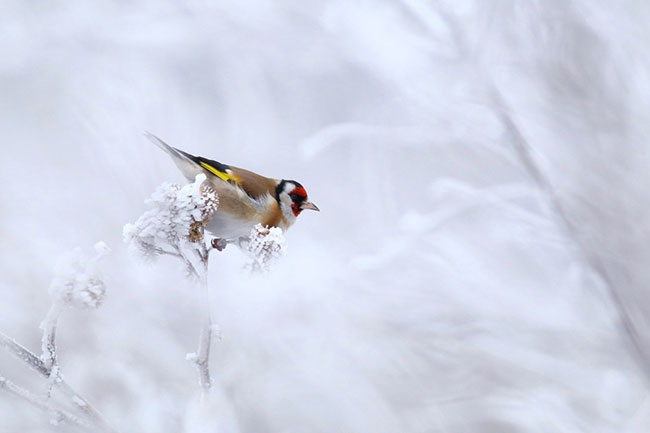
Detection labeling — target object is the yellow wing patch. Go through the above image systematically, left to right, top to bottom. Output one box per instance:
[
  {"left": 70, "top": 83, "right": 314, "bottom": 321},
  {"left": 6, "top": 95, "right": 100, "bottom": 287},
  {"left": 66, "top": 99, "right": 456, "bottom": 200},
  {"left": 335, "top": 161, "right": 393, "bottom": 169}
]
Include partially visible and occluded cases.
[{"left": 199, "top": 161, "right": 241, "bottom": 184}]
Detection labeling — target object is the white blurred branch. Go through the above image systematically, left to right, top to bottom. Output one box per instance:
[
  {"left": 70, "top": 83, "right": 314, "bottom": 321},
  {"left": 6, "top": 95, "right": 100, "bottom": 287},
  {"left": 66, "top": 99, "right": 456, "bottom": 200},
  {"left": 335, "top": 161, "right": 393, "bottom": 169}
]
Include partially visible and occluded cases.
[
  {"left": 423, "top": 1, "right": 650, "bottom": 385},
  {"left": 491, "top": 88, "right": 650, "bottom": 385},
  {"left": 184, "top": 243, "right": 213, "bottom": 395},
  {"left": 197, "top": 267, "right": 213, "bottom": 393},
  {"left": 40, "top": 303, "right": 61, "bottom": 399},
  {"left": 0, "top": 330, "right": 116, "bottom": 432},
  {"left": 0, "top": 331, "right": 50, "bottom": 377},
  {"left": 0, "top": 375, "right": 92, "bottom": 430}
]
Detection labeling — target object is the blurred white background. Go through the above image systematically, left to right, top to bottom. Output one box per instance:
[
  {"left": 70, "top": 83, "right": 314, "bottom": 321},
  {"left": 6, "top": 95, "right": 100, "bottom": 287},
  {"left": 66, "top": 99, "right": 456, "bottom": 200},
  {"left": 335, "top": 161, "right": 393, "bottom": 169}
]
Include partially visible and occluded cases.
[{"left": 2, "top": 1, "right": 650, "bottom": 432}]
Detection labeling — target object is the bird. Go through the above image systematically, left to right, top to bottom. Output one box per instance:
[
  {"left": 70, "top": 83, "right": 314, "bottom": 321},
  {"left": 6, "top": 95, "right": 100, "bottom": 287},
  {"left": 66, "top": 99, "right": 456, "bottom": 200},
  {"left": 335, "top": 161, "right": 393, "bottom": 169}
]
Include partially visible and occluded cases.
[{"left": 146, "top": 132, "right": 319, "bottom": 243}]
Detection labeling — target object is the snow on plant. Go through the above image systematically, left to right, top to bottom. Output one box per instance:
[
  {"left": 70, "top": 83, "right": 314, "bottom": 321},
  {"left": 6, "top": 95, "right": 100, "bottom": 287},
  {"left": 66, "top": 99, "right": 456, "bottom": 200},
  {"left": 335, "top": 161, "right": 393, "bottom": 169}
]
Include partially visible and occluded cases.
[
  {"left": 124, "top": 173, "right": 219, "bottom": 397},
  {"left": 123, "top": 174, "right": 218, "bottom": 269},
  {"left": 123, "top": 174, "right": 287, "bottom": 403},
  {"left": 243, "top": 224, "right": 286, "bottom": 273},
  {"left": 41, "top": 241, "right": 110, "bottom": 383},
  {"left": 48, "top": 241, "right": 110, "bottom": 310},
  {"left": 0, "top": 242, "right": 115, "bottom": 432}
]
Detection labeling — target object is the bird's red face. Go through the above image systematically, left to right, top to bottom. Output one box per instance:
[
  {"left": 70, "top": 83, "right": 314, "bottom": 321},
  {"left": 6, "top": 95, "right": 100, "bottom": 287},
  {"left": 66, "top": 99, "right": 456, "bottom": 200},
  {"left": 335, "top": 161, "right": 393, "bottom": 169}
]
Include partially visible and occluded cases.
[
  {"left": 276, "top": 180, "right": 318, "bottom": 218},
  {"left": 289, "top": 185, "right": 319, "bottom": 216}
]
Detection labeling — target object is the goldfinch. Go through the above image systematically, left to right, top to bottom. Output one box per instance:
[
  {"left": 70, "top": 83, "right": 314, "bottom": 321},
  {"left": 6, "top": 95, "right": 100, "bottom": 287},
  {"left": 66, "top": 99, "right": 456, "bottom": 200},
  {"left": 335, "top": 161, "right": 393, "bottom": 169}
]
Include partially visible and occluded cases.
[{"left": 146, "top": 133, "right": 319, "bottom": 241}]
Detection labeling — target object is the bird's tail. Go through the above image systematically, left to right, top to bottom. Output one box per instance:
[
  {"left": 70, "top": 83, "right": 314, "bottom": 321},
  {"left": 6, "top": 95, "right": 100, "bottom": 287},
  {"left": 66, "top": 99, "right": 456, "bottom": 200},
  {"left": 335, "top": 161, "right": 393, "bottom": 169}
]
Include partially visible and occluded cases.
[{"left": 145, "top": 132, "right": 203, "bottom": 181}]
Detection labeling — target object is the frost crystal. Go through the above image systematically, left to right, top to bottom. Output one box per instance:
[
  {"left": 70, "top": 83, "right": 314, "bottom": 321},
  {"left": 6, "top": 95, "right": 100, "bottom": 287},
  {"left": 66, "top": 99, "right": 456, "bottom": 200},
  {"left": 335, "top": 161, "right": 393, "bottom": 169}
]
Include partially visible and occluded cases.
[
  {"left": 123, "top": 174, "right": 218, "bottom": 259},
  {"left": 244, "top": 224, "right": 286, "bottom": 273},
  {"left": 48, "top": 242, "right": 110, "bottom": 309}
]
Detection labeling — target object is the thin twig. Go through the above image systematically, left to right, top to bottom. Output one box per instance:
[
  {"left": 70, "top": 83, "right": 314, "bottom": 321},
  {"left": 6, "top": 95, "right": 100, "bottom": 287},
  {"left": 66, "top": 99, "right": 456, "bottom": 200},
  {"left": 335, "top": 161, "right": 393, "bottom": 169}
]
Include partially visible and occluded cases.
[
  {"left": 173, "top": 241, "right": 213, "bottom": 395},
  {"left": 193, "top": 243, "right": 212, "bottom": 396},
  {"left": 174, "top": 245, "right": 201, "bottom": 280},
  {"left": 155, "top": 247, "right": 182, "bottom": 258},
  {"left": 40, "top": 303, "right": 61, "bottom": 399},
  {"left": 40, "top": 305, "right": 59, "bottom": 371},
  {"left": 0, "top": 331, "right": 117, "bottom": 432},
  {"left": 0, "top": 332, "right": 50, "bottom": 377},
  {"left": 0, "top": 376, "right": 93, "bottom": 430}
]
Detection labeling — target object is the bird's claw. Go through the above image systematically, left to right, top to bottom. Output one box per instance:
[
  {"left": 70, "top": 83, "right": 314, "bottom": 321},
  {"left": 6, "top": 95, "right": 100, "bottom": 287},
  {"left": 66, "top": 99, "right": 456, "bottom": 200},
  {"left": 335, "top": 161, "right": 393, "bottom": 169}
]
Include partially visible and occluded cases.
[{"left": 211, "top": 238, "right": 228, "bottom": 251}]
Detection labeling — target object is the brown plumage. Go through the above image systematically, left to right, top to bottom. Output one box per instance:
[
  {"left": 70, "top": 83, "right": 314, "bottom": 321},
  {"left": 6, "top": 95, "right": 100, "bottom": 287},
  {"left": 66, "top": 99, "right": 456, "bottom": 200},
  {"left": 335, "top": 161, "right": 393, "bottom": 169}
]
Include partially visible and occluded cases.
[{"left": 224, "top": 165, "right": 278, "bottom": 200}]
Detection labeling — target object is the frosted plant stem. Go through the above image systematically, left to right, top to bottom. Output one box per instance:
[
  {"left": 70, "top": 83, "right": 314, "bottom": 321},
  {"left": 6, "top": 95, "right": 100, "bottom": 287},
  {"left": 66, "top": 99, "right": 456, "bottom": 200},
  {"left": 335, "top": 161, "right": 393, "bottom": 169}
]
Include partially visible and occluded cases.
[
  {"left": 490, "top": 88, "right": 650, "bottom": 386},
  {"left": 125, "top": 176, "right": 219, "bottom": 399},
  {"left": 174, "top": 246, "right": 201, "bottom": 280},
  {"left": 195, "top": 246, "right": 212, "bottom": 398},
  {"left": 40, "top": 303, "right": 61, "bottom": 376},
  {"left": 39, "top": 304, "right": 114, "bottom": 429},
  {"left": 196, "top": 307, "right": 213, "bottom": 393},
  {"left": 0, "top": 331, "right": 118, "bottom": 432},
  {"left": 0, "top": 331, "right": 50, "bottom": 377},
  {"left": 0, "top": 376, "right": 93, "bottom": 430},
  {"left": 57, "top": 381, "right": 116, "bottom": 432}
]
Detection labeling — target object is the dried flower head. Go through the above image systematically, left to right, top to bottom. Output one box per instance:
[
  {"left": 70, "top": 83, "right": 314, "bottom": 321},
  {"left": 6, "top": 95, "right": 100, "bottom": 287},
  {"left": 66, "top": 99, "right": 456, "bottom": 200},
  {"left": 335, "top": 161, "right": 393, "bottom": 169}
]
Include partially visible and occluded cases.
[
  {"left": 123, "top": 174, "right": 218, "bottom": 259},
  {"left": 244, "top": 224, "right": 286, "bottom": 273},
  {"left": 49, "top": 242, "right": 110, "bottom": 309}
]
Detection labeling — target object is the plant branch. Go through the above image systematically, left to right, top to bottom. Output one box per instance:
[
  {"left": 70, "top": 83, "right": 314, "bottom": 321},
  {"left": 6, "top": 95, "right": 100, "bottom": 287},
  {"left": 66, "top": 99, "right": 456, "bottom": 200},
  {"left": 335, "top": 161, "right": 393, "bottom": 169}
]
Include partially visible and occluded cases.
[
  {"left": 125, "top": 176, "right": 219, "bottom": 397},
  {"left": 192, "top": 242, "right": 212, "bottom": 396},
  {"left": 173, "top": 245, "right": 201, "bottom": 280},
  {"left": 153, "top": 246, "right": 182, "bottom": 258},
  {"left": 40, "top": 303, "right": 62, "bottom": 400},
  {"left": 0, "top": 331, "right": 117, "bottom": 432},
  {"left": 0, "top": 331, "right": 50, "bottom": 377},
  {"left": 0, "top": 376, "right": 93, "bottom": 430}
]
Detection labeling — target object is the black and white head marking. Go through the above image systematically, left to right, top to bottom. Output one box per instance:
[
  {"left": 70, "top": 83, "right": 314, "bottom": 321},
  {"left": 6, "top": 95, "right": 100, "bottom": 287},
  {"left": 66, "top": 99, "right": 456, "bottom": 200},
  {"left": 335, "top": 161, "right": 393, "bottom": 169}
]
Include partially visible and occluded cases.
[{"left": 275, "top": 179, "right": 308, "bottom": 220}]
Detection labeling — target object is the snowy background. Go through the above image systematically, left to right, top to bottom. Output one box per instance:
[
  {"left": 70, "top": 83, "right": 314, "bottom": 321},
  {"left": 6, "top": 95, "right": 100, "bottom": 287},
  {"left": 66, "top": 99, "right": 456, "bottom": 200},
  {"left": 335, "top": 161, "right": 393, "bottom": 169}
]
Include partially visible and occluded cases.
[{"left": 2, "top": 1, "right": 650, "bottom": 432}]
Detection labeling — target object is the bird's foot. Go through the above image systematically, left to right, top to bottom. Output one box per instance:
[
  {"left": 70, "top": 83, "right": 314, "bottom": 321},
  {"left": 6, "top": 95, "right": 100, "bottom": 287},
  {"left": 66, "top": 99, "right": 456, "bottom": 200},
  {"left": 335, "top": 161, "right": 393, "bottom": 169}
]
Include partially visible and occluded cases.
[{"left": 211, "top": 238, "right": 228, "bottom": 251}]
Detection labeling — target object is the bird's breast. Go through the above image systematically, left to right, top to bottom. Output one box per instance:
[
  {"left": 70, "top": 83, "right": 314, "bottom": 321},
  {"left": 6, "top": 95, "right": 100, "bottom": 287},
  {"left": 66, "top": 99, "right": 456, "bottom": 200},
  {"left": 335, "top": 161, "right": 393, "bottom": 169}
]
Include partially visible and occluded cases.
[{"left": 206, "top": 191, "right": 286, "bottom": 240}]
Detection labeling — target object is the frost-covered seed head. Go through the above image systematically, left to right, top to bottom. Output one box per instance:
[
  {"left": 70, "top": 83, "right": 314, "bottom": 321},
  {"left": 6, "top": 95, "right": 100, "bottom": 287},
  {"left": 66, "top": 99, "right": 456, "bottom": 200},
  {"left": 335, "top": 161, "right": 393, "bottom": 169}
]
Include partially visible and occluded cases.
[
  {"left": 123, "top": 174, "right": 218, "bottom": 259},
  {"left": 244, "top": 224, "right": 286, "bottom": 273},
  {"left": 48, "top": 242, "right": 110, "bottom": 309}
]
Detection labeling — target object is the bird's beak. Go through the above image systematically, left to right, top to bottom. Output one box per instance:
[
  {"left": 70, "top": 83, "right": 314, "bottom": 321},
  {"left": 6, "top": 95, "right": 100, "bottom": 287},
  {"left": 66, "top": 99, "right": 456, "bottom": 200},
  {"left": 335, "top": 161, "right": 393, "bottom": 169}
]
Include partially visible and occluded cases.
[{"left": 300, "top": 201, "right": 320, "bottom": 212}]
